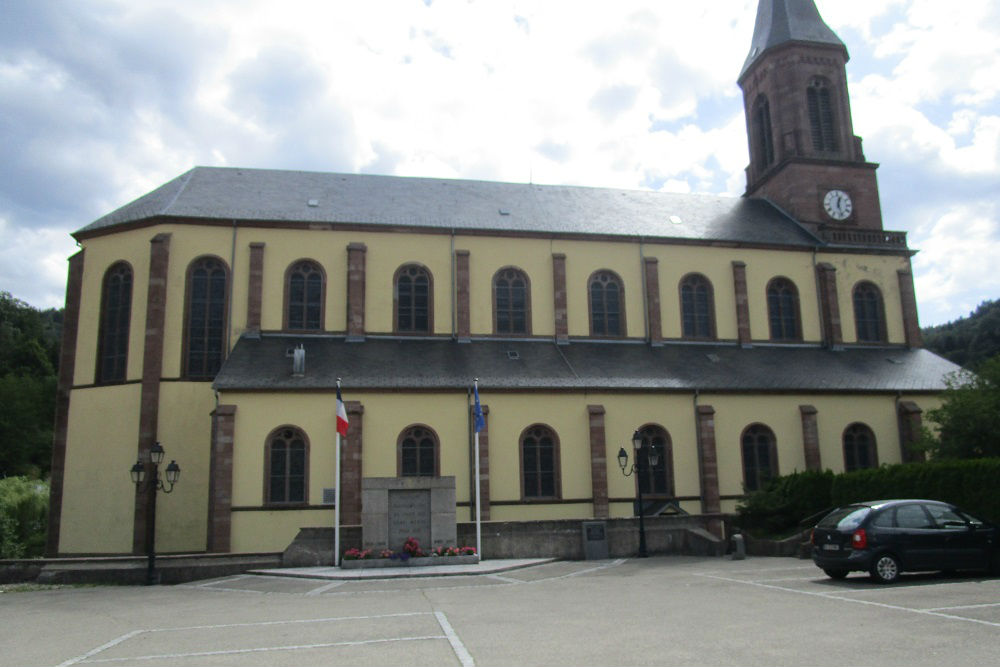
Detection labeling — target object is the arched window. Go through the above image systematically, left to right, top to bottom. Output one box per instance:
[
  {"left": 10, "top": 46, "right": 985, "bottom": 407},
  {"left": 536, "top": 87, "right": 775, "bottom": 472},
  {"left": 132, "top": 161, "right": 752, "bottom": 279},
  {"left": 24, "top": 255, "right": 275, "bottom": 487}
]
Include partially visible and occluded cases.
[
  {"left": 807, "top": 77, "right": 838, "bottom": 152},
  {"left": 752, "top": 94, "right": 775, "bottom": 170},
  {"left": 184, "top": 256, "right": 229, "bottom": 379},
  {"left": 285, "top": 260, "right": 324, "bottom": 331},
  {"left": 96, "top": 262, "right": 132, "bottom": 383},
  {"left": 395, "top": 264, "right": 432, "bottom": 334},
  {"left": 494, "top": 267, "right": 531, "bottom": 335},
  {"left": 589, "top": 270, "right": 625, "bottom": 337},
  {"left": 679, "top": 273, "right": 715, "bottom": 339},
  {"left": 767, "top": 277, "right": 801, "bottom": 341},
  {"left": 853, "top": 282, "right": 886, "bottom": 343},
  {"left": 843, "top": 423, "right": 878, "bottom": 472},
  {"left": 521, "top": 424, "right": 560, "bottom": 499},
  {"left": 636, "top": 424, "right": 674, "bottom": 497},
  {"left": 742, "top": 424, "right": 778, "bottom": 492},
  {"left": 398, "top": 425, "right": 439, "bottom": 477},
  {"left": 265, "top": 426, "right": 308, "bottom": 504}
]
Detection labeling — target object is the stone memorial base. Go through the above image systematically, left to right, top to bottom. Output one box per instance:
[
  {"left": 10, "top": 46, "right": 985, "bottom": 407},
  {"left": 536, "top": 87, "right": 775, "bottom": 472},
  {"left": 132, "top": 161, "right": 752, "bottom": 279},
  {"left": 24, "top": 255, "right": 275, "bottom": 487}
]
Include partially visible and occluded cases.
[{"left": 361, "top": 476, "right": 457, "bottom": 552}]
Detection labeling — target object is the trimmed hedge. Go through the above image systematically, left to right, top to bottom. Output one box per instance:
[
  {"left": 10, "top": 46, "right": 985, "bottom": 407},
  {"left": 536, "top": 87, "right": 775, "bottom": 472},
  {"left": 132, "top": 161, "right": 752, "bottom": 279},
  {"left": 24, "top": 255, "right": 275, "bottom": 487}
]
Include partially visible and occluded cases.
[
  {"left": 737, "top": 458, "right": 1000, "bottom": 537},
  {"left": 832, "top": 458, "right": 1000, "bottom": 523}
]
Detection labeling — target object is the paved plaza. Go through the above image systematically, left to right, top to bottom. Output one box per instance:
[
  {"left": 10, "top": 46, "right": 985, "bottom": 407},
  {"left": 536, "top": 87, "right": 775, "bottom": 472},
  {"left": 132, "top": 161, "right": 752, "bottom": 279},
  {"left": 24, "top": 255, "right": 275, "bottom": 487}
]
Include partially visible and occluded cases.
[{"left": 2, "top": 557, "right": 998, "bottom": 666}]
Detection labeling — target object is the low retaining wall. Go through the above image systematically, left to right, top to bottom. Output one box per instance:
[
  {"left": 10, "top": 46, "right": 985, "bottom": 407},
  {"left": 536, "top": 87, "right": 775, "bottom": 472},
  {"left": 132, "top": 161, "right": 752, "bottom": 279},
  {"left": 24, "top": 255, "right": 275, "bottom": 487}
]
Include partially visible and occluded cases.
[
  {"left": 283, "top": 515, "right": 730, "bottom": 567},
  {"left": 742, "top": 531, "right": 812, "bottom": 558},
  {"left": 0, "top": 553, "right": 282, "bottom": 586}
]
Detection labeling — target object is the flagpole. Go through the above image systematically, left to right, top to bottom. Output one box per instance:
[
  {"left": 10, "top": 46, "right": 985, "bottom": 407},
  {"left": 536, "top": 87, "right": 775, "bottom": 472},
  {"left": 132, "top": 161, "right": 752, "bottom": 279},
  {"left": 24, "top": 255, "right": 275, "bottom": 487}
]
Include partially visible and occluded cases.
[
  {"left": 335, "top": 378, "right": 342, "bottom": 568},
  {"left": 473, "top": 378, "right": 482, "bottom": 561}
]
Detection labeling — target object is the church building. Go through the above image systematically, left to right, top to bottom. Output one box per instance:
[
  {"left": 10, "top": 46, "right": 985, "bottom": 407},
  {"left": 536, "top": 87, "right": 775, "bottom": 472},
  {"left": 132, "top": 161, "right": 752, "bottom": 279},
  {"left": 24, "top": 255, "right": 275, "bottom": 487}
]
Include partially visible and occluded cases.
[{"left": 47, "top": 0, "right": 958, "bottom": 557}]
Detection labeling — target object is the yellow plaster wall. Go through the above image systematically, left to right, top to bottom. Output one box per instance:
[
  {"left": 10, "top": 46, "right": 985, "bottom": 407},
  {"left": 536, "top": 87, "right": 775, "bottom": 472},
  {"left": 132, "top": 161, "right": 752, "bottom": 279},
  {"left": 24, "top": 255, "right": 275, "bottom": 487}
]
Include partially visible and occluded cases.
[
  {"left": 156, "top": 225, "right": 237, "bottom": 377},
  {"left": 76, "top": 230, "right": 155, "bottom": 385},
  {"left": 362, "top": 234, "right": 454, "bottom": 335},
  {"left": 458, "top": 236, "right": 555, "bottom": 336},
  {"left": 551, "top": 240, "right": 646, "bottom": 338},
  {"left": 644, "top": 245, "right": 742, "bottom": 341},
  {"left": 740, "top": 248, "right": 821, "bottom": 342},
  {"left": 819, "top": 252, "right": 910, "bottom": 344},
  {"left": 153, "top": 383, "right": 216, "bottom": 552},
  {"left": 59, "top": 385, "right": 141, "bottom": 553},
  {"left": 596, "top": 393, "right": 701, "bottom": 518},
  {"left": 704, "top": 393, "right": 914, "bottom": 499},
  {"left": 484, "top": 394, "right": 592, "bottom": 503},
  {"left": 810, "top": 395, "right": 902, "bottom": 469},
  {"left": 231, "top": 510, "right": 334, "bottom": 553}
]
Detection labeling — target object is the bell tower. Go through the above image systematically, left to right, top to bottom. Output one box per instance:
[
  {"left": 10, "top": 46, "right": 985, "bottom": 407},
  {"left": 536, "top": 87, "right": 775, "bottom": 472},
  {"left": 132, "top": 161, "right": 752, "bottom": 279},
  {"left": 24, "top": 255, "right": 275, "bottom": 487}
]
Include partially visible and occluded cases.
[{"left": 739, "top": 0, "right": 883, "bottom": 233}]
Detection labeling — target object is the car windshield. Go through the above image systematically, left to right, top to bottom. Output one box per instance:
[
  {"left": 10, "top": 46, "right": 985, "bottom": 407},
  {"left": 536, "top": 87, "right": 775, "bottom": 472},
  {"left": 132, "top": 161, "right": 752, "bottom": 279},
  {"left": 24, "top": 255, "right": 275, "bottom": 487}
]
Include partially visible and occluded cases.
[{"left": 817, "top": 506, "right": 870, "bottom": 530}]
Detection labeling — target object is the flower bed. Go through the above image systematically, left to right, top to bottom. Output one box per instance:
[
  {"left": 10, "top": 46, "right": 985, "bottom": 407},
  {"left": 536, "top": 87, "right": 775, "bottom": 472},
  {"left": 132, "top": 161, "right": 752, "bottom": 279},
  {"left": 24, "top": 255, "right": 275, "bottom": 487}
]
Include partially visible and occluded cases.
[{"left": 340, "top": 538, "right": 478, "bottom": 569}]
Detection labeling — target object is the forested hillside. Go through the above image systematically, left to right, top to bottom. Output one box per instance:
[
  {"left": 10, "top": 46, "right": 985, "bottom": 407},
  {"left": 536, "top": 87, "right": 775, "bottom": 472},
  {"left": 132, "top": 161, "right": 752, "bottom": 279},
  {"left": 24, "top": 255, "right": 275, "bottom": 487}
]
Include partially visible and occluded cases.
[
  {"left": 0, "top": 292, "right": 61, "bottom": 477},
  {"left": 922, "top": 299, "right": 1000, "bottom": 369}
]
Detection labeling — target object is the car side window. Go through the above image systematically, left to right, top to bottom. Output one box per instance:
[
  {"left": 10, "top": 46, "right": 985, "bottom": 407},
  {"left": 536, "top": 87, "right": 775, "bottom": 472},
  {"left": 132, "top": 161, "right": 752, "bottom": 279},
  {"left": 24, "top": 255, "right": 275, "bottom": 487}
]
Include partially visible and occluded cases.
[
  {"left": 895, "top": 504, "right": 934, "bottom": 529},
  {"left": 925, "top": 505, "right": 967, "bottom": 529},
  {"left": 870, "top": 509, "right": 895, "bottom": 528},
  {"left": 959, "top": 511, "right": 985, "bottom": 528}
]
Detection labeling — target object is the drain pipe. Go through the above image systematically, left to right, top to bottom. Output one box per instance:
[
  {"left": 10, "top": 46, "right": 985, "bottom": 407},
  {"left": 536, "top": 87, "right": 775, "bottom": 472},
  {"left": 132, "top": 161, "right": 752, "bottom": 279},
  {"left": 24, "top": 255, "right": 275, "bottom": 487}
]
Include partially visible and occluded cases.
[{"left": 451, "top": 229, "right": 457, "bottom": 340}]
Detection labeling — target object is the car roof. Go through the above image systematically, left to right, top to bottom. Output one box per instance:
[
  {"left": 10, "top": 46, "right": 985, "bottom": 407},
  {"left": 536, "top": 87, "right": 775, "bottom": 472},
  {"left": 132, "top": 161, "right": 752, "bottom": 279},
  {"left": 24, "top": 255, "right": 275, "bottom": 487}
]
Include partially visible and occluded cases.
[{"left": 854, "top": 499, "right": 951, "bottom": 510}]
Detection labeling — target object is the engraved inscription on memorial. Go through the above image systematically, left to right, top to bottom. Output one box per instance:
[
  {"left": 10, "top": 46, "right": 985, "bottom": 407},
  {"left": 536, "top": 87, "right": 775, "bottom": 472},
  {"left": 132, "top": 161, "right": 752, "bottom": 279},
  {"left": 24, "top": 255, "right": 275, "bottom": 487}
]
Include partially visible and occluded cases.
[{"left": 388, "top": 489, "right": 431, "bottom": 550}]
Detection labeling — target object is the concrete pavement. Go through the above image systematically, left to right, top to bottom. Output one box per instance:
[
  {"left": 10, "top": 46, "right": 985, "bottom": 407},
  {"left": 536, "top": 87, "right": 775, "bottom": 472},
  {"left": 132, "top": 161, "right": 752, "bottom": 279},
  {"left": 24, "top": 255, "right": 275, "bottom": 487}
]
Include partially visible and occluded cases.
[{"left": 2, "top": 557, "right": 998, "bottom": 666}]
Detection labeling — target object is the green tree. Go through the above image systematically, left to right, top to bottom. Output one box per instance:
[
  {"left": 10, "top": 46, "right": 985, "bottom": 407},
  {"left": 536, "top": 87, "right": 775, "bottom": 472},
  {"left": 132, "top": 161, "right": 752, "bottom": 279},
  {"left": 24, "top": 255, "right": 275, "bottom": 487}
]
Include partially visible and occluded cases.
[
  {"left": 0, "top": 291, "right": 60, "bottom": 477},
  {"left": 923, "top": 299, "right": 1000, "bottom": 369},
  {"left": 923, "top": 354, "right": 1000, "bottom": 459}
]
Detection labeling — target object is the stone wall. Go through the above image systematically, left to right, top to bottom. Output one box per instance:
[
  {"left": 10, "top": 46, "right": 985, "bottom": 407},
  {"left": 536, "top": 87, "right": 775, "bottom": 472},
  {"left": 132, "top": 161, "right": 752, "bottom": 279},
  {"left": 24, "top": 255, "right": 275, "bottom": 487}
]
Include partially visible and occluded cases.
[{"left": 282, "top": 515, "right": 729, "bottom": 566}]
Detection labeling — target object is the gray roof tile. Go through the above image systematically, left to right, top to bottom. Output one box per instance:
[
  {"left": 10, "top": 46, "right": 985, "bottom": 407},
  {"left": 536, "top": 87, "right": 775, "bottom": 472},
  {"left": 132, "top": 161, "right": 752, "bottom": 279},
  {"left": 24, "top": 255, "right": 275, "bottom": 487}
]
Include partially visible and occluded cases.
[
  {"left": 740, "top": 0, "right": 846, "bottom": 79},
  {"left": 77, "top": 167, "right": 821, "bottom": 247},
  {"left": 213, "top": 336, "right": 960, "bottom": 393}
]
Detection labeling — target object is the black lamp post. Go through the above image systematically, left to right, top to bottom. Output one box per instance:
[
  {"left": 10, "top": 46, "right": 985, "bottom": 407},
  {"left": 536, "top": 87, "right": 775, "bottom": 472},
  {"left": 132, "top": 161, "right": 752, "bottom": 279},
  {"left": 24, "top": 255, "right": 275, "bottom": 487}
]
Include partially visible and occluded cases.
[
  {"left": 617, "top": 430, "right": 659, "bottom": 558},
  {"left": 130, "top": 441, "right": 180, "bottom": 585}
]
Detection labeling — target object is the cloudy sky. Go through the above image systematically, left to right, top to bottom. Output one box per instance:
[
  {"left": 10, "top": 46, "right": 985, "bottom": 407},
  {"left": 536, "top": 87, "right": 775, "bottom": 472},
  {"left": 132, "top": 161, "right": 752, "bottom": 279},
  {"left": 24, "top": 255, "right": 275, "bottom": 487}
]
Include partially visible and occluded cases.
[{"left": 2, "top": 0, "right": 998, "bottom": 326}]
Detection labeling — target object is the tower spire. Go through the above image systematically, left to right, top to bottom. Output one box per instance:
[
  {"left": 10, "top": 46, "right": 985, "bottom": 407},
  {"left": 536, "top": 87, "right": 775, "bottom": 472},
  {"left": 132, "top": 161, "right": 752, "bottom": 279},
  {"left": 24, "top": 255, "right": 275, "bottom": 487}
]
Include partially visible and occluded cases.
[{"left": 740, "top": 0, "right": 846, "bottom": 81}]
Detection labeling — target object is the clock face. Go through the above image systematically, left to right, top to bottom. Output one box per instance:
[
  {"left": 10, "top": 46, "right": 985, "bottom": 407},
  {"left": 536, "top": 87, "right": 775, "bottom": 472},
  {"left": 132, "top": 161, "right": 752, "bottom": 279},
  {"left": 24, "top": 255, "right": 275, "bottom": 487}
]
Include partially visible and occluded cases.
[{"left": 823, "top": 189, "right": 853, "bottom": 221}]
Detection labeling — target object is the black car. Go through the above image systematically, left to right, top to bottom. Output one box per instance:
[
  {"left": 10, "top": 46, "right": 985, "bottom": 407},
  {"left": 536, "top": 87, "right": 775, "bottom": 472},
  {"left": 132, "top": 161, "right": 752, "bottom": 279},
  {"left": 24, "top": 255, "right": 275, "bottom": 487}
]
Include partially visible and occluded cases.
[{"left": 811, "top": 499, "right": 1000, "bottom": 583}]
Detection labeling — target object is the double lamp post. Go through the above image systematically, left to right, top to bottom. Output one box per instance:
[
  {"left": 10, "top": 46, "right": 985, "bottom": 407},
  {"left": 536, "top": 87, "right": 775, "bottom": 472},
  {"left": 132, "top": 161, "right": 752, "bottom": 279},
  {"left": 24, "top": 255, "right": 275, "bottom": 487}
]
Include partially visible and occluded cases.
[
  {"left": 617, "top": 430, "right": 660, "bottom": 558},
  {"left": 129, "top": 442, "right": 180, "bottom": 585}
]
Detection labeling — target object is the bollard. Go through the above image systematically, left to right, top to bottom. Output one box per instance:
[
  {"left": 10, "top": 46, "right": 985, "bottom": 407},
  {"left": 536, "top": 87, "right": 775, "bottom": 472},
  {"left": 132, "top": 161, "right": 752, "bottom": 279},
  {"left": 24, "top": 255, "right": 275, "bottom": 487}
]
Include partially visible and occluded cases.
[{"left": 731, "top": 533, "right": 746, "bottom": 560}]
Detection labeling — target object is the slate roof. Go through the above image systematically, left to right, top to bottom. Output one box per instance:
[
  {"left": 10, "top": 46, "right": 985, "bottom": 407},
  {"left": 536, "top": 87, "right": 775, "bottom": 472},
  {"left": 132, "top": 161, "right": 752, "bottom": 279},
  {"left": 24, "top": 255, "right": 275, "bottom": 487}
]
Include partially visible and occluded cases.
[
  {"left": 740, "top": 0, "right": 847, "bottom": 79},
  {"left": 76, "top": 167, "right": 822, "bottom": 248},
  {"left": 213, "top": 335, "right": 960, "bottom": 393}
]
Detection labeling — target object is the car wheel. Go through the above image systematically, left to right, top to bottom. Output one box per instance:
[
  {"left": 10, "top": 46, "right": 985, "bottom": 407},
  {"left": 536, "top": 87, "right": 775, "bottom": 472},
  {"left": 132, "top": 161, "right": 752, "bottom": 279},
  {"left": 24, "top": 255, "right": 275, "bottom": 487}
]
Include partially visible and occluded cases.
[
  {"left": 990, "top": 549, "right": 1000, "bottom": 576},
  {"left": 870, "top": 554, "right": 900, "bottom": 584},
  {"left": 823, "top": 568, "right": 849, "bottom": 579}
]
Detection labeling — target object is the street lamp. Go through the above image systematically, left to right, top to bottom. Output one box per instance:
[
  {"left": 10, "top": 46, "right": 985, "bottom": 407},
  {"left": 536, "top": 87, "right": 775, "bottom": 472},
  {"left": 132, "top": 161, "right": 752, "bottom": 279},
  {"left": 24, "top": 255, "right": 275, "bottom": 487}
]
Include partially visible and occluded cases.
[
  {"left": 617, "top": 430, "right": 659, "bottom": 558},
  {"left": 129, "top": 441, "right": 180, "bottom": 585}
]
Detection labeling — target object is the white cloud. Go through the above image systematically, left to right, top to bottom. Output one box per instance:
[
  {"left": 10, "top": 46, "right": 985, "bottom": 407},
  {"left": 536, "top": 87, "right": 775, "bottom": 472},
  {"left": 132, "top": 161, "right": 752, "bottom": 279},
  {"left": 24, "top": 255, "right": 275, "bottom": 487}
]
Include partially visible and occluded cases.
[
  {"left": 0, "top": 0, "right": 997, "bottom": 324},
  {"left": 912, "top": 202, "right": 1000, "bottom": 322}
]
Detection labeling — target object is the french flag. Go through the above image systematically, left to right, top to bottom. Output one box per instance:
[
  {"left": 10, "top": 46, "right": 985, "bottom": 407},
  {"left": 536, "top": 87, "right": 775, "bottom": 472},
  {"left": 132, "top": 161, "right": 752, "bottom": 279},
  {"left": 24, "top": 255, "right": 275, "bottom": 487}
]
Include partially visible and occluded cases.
[{"left": 336, "top": 385, "right": 349, "bottom": 437}]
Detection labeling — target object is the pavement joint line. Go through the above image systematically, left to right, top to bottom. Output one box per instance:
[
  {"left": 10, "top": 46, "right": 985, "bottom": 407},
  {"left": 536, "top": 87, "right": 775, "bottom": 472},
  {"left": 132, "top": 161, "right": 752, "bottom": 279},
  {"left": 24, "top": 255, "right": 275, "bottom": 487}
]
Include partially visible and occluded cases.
[
  {"left": 696, "top": 572, "right": 1000, "bottom": 629},
  {"left": 486, "top": 573, "right": 524, "bottom": 583},
  {"left": 196, "top": 574, "right": 252, "bottom": 587},
  {"left": 305, "top": 580, "right": 346, "bottom": 595},
  {"left": 927, "top": 602, "right": 1000, "bottom": 611},
  {"left": 146, "top": 611, "right": 433, "bottom": 633},
  {"left": 435, "top": 611, "right": 475, "bottom": 667},
  {"left": 57, "top": 612, "right": 446, "bottom": 665},
  {"left": 56, "top": 631, "right": 143, "bottom": 667},
  {"left": 77, "top": 635, "right": 450, "bottom": 664}
]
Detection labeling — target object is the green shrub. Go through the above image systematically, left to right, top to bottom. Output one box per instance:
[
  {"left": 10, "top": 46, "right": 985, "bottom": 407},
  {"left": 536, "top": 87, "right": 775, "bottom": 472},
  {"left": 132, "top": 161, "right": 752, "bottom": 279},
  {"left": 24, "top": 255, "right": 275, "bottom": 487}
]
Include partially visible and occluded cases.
[
  {"left": 832, "top": 458, "right": 1000, "bottom": 522},
  {"left": 737, "top": 459, "right": 1000, "bottom": 538},
  {"left": 736, "top": 470, "right": 834, "bottom": 537},
  {"left": 0, "top": 477, "right": 48, "bottom": 559}
]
